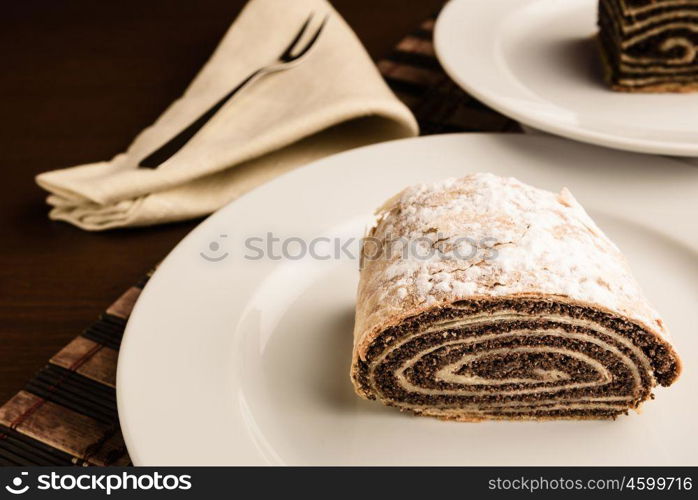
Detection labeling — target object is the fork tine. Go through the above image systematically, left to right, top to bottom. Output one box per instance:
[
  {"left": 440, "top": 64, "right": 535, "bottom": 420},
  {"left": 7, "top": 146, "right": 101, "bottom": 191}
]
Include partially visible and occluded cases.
[
  {"left": 280, "top": 13, "right": 314, "bottom": 60},
  {"left": 285, "top": 15, "right": 329, "bottom": 61}
]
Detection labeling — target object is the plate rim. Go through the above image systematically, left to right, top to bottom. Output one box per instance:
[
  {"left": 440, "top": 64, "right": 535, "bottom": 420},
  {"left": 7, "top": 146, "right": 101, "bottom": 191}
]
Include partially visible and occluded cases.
[{"left": 433, "top": 0, "right": 698, "bottom": 157}]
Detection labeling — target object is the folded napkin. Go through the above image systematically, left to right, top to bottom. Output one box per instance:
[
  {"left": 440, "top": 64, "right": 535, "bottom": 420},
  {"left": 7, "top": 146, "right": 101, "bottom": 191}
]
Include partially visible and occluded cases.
[{"left": 36, "top": 0, "right": 417, "bottom": 230}]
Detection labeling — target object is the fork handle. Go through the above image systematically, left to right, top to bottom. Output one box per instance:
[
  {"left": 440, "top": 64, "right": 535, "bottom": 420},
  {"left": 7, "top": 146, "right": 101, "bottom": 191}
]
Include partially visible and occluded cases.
[{"left": 138, "top": 68, "right": 262, "bottom": 169}]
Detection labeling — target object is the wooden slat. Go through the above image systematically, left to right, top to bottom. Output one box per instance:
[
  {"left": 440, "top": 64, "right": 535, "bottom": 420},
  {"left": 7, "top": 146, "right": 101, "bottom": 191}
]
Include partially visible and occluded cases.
[
  {"left": 396, "top": 36, "right": 436, "bottom": 57},
  {"left": 377, "top": 60, "right": 444, "bottom": 87},
  {"left": 106, "top": 286, "right": 141, "bottom": 320},
  {"left": 50, "top": 337, "right": 118, "bottom": 387},
  {"left": 0, "top": 391, "right": 128, "bottom": 466}
]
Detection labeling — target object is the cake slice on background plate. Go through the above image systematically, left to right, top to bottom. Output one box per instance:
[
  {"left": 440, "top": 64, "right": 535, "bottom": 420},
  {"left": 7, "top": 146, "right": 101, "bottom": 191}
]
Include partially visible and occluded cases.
[{"left": 598, "top": 0, "right": 698, "bottom": 92}]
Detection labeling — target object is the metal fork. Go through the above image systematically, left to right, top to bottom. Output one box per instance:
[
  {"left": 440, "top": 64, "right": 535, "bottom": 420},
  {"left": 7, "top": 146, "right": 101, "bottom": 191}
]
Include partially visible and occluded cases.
[{"left": 138, "top": 13, "right": 329, "bottom": 169}]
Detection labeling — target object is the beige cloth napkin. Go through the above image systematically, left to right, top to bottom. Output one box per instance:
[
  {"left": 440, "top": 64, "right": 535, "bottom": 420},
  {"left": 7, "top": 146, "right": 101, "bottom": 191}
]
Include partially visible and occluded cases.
[{"left": 36, "top": 0, "right": 418, "bottom": 230}]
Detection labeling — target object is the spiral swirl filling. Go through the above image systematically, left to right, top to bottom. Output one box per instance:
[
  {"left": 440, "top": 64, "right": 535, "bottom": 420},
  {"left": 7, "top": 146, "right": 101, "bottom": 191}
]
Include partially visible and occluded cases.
[{"left": 354, "top": 299, "right": 679, "bottom": 420}]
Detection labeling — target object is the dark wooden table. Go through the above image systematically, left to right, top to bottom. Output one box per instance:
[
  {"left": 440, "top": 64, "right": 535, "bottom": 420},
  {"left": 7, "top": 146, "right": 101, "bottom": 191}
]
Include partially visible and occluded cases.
[{"left": 0, "top": 0, "right": 444, "bottom": 404}]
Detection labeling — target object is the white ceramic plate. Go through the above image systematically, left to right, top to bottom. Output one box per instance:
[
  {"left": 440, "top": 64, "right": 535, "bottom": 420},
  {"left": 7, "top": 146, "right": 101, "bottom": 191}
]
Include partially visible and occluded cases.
[
  {"left": 434, "top": 0, "right": 698, "bottom": 156},
  {"left": 117, "top": 134, "right": 698, "bottom": 465}
]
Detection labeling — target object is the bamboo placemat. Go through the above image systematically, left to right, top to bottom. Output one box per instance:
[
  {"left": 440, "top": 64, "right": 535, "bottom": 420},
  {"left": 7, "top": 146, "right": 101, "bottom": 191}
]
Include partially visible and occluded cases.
[{"left": 0, "top": 16, "right": 519, "bottom": 466}]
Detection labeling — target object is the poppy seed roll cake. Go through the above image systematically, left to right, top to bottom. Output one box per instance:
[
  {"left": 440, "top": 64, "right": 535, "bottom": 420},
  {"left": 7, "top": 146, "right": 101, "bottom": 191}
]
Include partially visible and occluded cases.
[
  {"left": 598, "top": 0, "right": 698, "bottom": 92},
  {"left": 350, "top": 173, "right": 681, "bottom": 421}
]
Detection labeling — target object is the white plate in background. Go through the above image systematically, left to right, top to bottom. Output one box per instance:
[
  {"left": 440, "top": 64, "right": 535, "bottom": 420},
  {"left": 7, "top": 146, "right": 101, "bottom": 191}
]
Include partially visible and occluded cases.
[
  {"left": 434, "top": 0, "right": 698, "bottom": 156},
  {"left": 117, "top": 134, "right": 698, "bottom": 465}
]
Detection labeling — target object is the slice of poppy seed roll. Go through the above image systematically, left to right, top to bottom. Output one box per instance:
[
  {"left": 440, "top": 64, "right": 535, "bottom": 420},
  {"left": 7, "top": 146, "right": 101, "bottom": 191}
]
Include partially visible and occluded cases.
[
  {"left": 598, "top": 0, "right": 698, "bottom": 92},
  {"left": 350, "top": 173, "right": 681, "bottom": 421}
]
